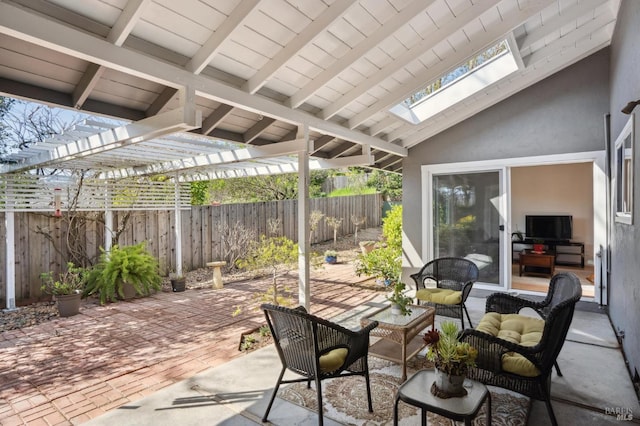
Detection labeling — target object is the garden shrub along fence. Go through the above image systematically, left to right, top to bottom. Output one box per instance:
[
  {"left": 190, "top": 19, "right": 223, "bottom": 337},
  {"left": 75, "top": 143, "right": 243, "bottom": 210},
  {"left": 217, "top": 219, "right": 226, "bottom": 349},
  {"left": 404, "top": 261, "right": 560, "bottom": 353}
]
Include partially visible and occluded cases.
[{"left": 0, "top": 194, "right": 382, "bottom": 305}]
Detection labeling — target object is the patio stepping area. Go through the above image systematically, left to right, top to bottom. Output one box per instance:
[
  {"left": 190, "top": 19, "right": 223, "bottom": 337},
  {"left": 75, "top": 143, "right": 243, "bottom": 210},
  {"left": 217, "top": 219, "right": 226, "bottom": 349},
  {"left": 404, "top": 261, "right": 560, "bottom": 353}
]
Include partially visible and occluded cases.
[{"left": 0, "top": 263, "right": 382, "bottom": 425}]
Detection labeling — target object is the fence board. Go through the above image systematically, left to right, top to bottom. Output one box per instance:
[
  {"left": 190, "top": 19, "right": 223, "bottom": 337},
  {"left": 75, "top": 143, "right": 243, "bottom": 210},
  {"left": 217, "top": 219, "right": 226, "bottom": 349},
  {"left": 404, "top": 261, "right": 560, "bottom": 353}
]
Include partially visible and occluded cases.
[{"left": 0, "top": 194, "right": 384, "bottom": 305}]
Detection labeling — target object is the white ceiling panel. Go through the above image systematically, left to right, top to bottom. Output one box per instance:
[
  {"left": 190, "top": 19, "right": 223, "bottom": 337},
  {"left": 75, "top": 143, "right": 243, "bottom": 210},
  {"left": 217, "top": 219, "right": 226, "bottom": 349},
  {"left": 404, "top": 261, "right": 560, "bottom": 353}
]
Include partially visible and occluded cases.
[{"left": 0, "top": 0, "right": 622, "bottom": 177}]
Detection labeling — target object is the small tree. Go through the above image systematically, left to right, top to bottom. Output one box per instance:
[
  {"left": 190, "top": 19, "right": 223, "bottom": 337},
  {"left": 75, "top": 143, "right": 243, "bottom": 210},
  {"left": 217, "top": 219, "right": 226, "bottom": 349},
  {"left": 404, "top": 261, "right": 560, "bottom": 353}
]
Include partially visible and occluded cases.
[
  {"left": 309, "top": 210, "right": 324, "bottom": 243},
  {"left": 351, "top": 215, "right": 366, "bottom": 243},
  {"left": 326, "top": 216, "right": 343, "bottom": 244},
  {"left": 218, "top": 221, "right": 256, "bottom": 272},
  {"left": 235, "top": 235, "right": 299, "bottom": 314}
]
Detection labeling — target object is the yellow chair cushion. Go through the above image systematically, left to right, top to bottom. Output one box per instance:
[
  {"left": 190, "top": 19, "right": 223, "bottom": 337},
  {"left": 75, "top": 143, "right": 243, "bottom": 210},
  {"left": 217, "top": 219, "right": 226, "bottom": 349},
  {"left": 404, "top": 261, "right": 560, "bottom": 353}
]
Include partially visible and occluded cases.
[
  {"left": 415, "top": 288, "right": 462, "bottom": 305},
  {"left": 476, "top": 312, "right": 544, "bottom": 377},
  {"left": 319, "top": 348, "right": 348, "bottom": 373}
]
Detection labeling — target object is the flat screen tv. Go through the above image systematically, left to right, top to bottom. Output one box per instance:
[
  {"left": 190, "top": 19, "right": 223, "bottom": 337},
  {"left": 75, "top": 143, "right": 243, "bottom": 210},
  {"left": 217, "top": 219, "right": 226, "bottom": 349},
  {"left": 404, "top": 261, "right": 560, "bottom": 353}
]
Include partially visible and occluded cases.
[{"left": 525, "top": 215, "right": 572, "bottom": 242}]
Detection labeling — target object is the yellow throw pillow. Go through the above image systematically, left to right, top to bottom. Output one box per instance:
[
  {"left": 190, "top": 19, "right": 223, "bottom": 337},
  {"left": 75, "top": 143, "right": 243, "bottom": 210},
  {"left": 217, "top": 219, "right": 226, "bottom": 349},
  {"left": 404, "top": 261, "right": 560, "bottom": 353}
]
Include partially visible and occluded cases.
[
  {"left": 415, "top": 288, "right": 462, "bottom": 305},
  {"left": 476, "top": 312, "right": 544, "bottom": 377},
  {"left": 319, "top": 348, "right": 348, "bottom": 373}
]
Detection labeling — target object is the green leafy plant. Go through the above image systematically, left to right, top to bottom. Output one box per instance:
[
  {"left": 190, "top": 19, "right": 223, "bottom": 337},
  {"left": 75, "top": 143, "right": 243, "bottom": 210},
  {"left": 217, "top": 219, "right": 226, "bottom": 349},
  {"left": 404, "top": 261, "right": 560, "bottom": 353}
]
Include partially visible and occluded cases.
[
  {"left": 382, "top": 204, "right": 403, "bottom": 250},
  {"left": 234, "top": 236, "right": 299, "bottom": 314},
  {"left": 84, "top": 242, "right": 162, "bottom": 304},
  {"left": 324, "top": 250, "right": 338, "bottom": 257},
  {"left": 40, "top": 262, "right": 86, "bottom": 296},
  {"left": 387, "top": 281, "right": 413, "bottom": 315},
  {"left": 423, "top": 321, "right": 478, "bottom": 376}
]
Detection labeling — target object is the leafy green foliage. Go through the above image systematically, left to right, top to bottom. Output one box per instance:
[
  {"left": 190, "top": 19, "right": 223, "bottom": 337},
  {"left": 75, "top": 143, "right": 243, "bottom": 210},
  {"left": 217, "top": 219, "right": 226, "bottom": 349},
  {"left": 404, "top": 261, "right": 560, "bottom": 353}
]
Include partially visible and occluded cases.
[
  {"left": 366, "top": 170, "right": 402, "bottom": 201},
  {"left": 207, "top": 171, "right": 328, "bottom": 203},
  {"left": 190, "top": 181, "right": 210, "bottom": 205},
  {"left": 327, "top": 187, "right": 377, "bottom": 197},
  {"left": 382, "top": 204, "right": 403, "bottom": 251},
  {"left": 235, "top": 236, "right": 299, "bottom": 313},
  {"left": 84, "top": 242, "right": 162, "bottom": 304},
  {"left": 355, "top": 245, "right": 401, "bottom": 283},
  {"left": 40, "top": 262, "right": 86, "bottom": 296}
]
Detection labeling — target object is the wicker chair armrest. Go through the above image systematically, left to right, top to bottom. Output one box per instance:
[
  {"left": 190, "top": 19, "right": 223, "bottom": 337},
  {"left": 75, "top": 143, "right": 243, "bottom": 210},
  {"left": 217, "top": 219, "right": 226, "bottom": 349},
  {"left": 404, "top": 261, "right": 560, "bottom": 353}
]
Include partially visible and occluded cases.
[
  {"left": 410, "top": 272, "right": 432, "bottom": 290},
  {"left": 460, "top": 281, "right": 474, "bottom": 302},
  {"left": 485, "top": 292, "right": 545, "bottom": 314},
  {"left": 461, "top": 329, "right": 542, "bottom": 372}
]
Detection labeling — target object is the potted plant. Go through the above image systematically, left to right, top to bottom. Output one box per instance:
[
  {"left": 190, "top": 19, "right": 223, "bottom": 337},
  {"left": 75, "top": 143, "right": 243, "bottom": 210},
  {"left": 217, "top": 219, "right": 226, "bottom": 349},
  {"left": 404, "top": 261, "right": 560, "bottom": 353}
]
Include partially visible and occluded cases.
[
  {"left": 359, "top": 240, "right": 376, "bottom": 255},
  {"left": 84, "top": 242, "right": 162, "bottom": 304},
  {"left": 355, "top": 245, "right": 412, "bottom": 315},
  {"left": 324, "top": 249, "right": 338, "bottom": 264},
  {"left": 40, "top": 262, "right": 86, "bottom": 317},
  {"left": 169, "top": 272, "right": 186, "bottom": 292},
  {"left": 387, "top": 280, "right": 413, "bottom": 316},
  {"left": 423, "top": 321, "right": 478, "bottom": 397}
]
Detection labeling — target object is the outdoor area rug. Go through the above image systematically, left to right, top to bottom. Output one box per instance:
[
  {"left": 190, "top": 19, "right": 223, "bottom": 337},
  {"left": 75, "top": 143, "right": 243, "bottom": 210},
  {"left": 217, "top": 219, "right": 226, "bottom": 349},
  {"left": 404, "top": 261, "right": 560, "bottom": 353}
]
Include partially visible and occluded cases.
[{"left": 278, "top": 357, "right": 530, "bottom": 425}]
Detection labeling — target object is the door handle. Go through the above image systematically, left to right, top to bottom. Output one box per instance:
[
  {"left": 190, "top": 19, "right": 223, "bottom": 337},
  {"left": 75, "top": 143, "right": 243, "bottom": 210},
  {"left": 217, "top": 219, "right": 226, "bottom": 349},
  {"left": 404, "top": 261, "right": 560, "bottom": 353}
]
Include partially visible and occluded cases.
[{"left": 498, "top": 225, "right": 505, "bottom": 231}]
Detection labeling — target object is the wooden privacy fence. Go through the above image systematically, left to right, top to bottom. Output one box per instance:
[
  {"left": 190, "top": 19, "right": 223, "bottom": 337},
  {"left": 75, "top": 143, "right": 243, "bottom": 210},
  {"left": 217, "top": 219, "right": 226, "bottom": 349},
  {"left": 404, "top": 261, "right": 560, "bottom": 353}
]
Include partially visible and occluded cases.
[{"left": 0, "top": 194, "right": 383, "bottom": 305}]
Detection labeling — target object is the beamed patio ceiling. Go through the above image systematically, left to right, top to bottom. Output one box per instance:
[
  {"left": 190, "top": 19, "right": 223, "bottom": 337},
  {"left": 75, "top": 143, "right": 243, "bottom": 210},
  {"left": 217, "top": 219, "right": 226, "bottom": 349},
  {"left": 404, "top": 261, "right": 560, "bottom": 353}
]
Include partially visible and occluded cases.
[{"left": 0, "top": 0, "right": 620, "bottom": 179}]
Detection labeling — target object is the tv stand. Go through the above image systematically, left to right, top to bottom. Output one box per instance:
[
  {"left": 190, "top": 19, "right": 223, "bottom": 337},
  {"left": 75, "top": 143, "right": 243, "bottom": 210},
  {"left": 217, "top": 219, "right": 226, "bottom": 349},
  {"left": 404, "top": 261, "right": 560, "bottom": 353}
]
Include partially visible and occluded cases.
[{"left": 512, "top": 240, "right": 584, "bottom": 268}]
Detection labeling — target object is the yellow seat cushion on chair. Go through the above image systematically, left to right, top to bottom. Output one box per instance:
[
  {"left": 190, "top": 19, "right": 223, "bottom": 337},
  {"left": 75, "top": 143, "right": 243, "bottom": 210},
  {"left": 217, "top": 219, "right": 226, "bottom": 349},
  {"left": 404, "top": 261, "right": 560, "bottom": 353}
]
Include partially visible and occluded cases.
[
  {"left": 415, "top": 288, "right": 462, "bottom": 305},
  {"left": 476, "top": 312, "right": 544, "bottom": 377},
  {"left": 319, "top": 348, "right": 348, "bottom": 373}
]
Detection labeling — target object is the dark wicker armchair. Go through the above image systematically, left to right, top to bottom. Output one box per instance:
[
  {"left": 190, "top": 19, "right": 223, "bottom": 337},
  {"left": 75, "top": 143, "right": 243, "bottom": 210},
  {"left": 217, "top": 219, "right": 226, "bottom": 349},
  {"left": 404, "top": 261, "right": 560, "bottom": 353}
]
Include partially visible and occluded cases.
[
  {"left": 410, "top": 257, "right": 480, "bottom": 329},
  {"left": 461, "top": 272, "right": 582, "bottom": 426},
  {"left": 260, "top": 303, "right": 379, "bottom": 426}
]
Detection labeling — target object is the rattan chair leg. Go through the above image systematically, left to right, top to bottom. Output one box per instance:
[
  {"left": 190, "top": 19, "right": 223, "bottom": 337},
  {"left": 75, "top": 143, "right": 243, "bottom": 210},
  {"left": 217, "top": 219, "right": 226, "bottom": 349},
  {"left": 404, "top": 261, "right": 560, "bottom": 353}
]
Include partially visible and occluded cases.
[
  {"left": 463, "top": 304, "right": 473, "bottom": 329},
  {"left": 554, "top": 361, "right": 563, "bottom": 376},
  {"left": 262, "top": 367, "right": 286, "bottom": 422},
  {"left": 365, "top": 369, "right": 373, "bottom": 412},
  {"left": 315, "top": 376, "right": 324, "bottom": 426}
]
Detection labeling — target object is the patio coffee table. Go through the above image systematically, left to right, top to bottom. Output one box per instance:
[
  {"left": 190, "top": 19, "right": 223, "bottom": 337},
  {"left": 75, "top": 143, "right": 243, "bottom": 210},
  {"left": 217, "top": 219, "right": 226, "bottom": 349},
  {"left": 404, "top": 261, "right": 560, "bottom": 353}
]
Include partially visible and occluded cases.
[
  {"left": 360, "top": 304, "right": 435, "bottom": 381},
  {"left": 393, "top": 369, "right": 491, "bottom": 426}
]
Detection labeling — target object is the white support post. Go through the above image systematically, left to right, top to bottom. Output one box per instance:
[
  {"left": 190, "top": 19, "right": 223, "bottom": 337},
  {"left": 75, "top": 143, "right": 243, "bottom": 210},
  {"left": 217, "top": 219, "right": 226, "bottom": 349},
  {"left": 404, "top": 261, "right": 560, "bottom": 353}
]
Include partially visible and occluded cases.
[
  {"left": 297, "top": 125, "right": 311, "bottom": 310},
  {"left": 174, "top": 176, "right": 183, "bottom": 276},
  {"left": 4, "top": 181, "right": 16, "bottom": 310},
  {"left": 104, "top": 182, "right": 113, "bottom": 252}
]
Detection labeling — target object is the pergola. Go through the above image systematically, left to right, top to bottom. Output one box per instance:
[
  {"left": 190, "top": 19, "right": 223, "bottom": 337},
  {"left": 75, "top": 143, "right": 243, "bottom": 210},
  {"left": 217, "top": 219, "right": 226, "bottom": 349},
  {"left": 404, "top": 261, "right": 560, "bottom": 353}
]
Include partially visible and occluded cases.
[{"left": 0, "top": 0, "right": 619, "bottom": 309}]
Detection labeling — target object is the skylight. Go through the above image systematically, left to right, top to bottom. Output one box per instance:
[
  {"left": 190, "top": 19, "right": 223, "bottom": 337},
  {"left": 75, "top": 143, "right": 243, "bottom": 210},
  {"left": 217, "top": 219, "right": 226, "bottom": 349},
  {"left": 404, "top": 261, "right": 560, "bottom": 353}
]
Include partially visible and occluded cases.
[{"left": 390, "top": 40, "right": 519, "bottom": 125}]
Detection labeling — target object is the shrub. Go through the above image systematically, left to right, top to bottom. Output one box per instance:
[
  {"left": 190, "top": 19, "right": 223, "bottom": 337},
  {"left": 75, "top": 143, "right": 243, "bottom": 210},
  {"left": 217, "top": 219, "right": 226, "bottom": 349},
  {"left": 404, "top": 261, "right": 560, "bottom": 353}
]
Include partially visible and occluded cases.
[{"left": 84, "top": 242, "right": 162, "bottom": 304}]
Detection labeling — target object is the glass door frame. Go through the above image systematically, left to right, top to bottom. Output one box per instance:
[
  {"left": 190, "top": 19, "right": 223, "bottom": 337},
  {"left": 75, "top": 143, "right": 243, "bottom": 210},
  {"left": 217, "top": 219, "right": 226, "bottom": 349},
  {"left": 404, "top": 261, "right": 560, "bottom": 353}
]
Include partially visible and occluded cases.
[{"left": 422, "top": 163, "right": 510, "bottom": 291}]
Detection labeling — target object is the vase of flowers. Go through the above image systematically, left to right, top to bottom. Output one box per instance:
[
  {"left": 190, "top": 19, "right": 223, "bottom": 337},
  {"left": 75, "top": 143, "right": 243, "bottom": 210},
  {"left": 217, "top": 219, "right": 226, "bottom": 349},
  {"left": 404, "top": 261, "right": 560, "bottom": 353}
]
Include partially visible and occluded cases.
[{"left": 423, "top": 321, "right": 478, "bottom": 398}]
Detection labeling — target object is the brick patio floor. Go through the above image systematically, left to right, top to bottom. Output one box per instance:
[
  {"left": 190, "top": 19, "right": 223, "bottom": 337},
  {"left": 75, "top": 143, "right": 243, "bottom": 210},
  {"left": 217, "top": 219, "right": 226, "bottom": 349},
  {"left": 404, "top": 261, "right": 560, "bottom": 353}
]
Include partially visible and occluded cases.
[{"left": 0, "top": 263, "right": 382, "bottom": 426}]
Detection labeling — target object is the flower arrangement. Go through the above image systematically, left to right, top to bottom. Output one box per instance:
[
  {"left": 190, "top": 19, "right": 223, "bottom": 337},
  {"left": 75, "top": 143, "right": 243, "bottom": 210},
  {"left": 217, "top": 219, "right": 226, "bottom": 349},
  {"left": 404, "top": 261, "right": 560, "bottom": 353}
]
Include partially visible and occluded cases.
[{"left": 423, "top": 321, "right": 478, "bottom": 376}]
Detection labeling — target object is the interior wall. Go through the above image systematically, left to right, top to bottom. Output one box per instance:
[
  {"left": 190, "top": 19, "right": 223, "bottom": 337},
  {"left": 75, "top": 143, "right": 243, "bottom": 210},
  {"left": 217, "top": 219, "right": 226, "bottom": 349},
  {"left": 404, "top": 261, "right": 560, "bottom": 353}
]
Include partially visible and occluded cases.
[
  {"left": 608, "top": 0, "right": 640, "bottom": 385},
  {"left": 511, "top": 163, "right": 594, "bottom": 261}
]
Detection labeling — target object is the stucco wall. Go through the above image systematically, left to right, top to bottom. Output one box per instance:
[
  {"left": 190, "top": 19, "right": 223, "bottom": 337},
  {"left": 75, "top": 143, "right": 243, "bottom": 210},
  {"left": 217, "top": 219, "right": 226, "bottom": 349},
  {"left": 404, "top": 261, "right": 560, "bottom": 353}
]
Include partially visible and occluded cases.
[
  {"left": 608, "top": 0, "right": 640, "bottom": 384},
  {"left": 403, "top": 48, "right": 610, "bottom": 272}
]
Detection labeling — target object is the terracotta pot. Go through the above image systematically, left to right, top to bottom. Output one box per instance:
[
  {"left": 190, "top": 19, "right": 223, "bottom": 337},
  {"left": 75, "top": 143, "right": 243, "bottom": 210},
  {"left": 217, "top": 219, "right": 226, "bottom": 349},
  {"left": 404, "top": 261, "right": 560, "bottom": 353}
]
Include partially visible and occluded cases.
[
  {"left": 533, "top": 243, "right": 545, "bottom": 252},
  {"left": 55, "top": 293, "right": 81, "bottom": 317}
]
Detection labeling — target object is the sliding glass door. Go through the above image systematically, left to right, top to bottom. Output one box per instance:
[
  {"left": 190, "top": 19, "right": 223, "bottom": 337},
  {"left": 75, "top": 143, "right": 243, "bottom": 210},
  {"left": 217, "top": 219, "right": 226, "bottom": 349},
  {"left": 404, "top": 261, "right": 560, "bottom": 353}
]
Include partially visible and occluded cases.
[{"left": 431, "top": 170, "right": 504, "bottom": 287}]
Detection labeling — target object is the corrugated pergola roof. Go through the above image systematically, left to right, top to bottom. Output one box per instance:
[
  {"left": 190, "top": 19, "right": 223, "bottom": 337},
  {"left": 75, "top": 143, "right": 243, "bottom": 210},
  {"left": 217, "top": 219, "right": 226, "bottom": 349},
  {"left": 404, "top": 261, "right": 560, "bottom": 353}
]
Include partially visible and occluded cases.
[{"left": 0, "top": 0, "right": 619, "bottom": 179}]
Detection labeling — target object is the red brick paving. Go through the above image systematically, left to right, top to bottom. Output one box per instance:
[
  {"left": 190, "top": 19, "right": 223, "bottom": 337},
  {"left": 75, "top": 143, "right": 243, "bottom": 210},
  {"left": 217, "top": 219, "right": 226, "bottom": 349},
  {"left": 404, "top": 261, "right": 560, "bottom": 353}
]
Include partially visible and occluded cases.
[{"left": 0, "top": 263, "right": 381, "bottom": 425}]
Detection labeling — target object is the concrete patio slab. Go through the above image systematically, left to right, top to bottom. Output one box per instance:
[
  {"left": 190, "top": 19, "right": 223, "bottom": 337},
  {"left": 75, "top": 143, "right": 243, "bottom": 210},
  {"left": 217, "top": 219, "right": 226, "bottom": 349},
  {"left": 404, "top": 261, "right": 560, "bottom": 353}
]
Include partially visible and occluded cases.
[{"left": 84, "top": 296, "right": 639, "bottom": 426}]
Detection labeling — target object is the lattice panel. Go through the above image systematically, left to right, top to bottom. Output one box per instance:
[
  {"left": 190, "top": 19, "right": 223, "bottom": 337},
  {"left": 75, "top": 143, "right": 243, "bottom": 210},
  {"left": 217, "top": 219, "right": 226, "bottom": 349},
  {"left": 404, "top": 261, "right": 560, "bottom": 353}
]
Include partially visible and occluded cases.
[{"left": 0, "top": 174, "right": 191, "bottom": 212}]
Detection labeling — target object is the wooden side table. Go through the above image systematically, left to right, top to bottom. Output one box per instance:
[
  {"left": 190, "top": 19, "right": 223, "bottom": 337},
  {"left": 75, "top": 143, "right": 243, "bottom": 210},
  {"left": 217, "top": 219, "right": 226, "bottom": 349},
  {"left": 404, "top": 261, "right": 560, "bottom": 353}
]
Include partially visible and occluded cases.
[
  {"left": 519, "top": 249, "right": 555, "bottom": 278},
  {"left": 360, "top": 304, "right": 435, "bottom": 381},
  {"left": 393, "top": 369, "right": 491, "bottom": 426}
]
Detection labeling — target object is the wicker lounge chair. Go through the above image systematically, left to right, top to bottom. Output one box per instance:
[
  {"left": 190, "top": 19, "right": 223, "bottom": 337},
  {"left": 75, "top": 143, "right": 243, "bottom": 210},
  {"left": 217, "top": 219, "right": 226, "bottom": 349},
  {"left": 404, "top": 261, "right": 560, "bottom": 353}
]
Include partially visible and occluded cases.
[
  {"left": 410, "top": 257, "right": 480, "bottom": 329},
  {"left": 461, "top": 272, "right": 582, "bottom": 426},
  {"left": 261, "top": 303, "right": 379, "bottom": 425}
]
